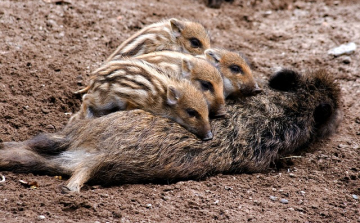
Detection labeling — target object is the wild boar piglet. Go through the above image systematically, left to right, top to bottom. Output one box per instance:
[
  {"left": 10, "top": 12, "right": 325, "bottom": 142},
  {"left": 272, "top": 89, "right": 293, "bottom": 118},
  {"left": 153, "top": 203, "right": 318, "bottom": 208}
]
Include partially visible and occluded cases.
[
  {"left": 106, "top": 18, "right": 211, "bottom": 62},
  {"left": 70, "top": 59, "right": 213, "bottom": 141}
]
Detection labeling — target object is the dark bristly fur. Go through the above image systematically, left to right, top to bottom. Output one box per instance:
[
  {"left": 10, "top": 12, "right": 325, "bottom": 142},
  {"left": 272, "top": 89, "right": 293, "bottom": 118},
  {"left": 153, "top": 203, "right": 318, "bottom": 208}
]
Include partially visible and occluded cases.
[{"left": 0, "top": 69, "right": 342, "bottom": 192}]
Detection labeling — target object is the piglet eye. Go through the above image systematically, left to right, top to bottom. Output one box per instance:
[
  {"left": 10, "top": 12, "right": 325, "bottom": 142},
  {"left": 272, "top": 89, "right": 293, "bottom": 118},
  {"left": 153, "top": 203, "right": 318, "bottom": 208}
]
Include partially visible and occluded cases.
[
  {"left": 189, "top": 38, "right": 202, "bottom": 48},
  {"left": 229, "top": 65, "right": 243, "bottom": 74},
  {"left": 199, "top": 80, "right": 214, "bottom": 92},
  {"left": 186, "top": 108, "right": 199, "bottom": 118}
]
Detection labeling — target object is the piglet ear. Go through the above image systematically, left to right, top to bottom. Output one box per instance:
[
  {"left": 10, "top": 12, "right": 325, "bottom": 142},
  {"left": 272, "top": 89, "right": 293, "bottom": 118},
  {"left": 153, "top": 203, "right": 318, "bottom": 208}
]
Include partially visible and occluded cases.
[
  {"left": 170, "top": 18, "right": 184, "bottom": 38},
  {"left": 204, "top": 49, "right": 221, "bottom": 65},
  {"left": 181, "top": 58, "right": 193, "bottom": 79},
  {"left": 269, "top": 68, "right": 301, "bottom": 92},
  {"left": 167, "top": 86, "right": 181, "bottom": 106}
]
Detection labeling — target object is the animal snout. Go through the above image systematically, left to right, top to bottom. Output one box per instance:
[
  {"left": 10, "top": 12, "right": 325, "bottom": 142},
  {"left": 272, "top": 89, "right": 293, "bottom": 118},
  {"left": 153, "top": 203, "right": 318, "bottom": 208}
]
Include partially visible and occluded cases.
[
  {"left": 243, "top": 83, "right": 262, "bottom": 96},
  {"left": 252, "top": 86, "right": 262, "bottom": 95},
  {"left": 212, "top": 105, "right": 227, "bottom": 118},
  {"left": 202, "top": 130, "right": 213, "bottom": 141}
]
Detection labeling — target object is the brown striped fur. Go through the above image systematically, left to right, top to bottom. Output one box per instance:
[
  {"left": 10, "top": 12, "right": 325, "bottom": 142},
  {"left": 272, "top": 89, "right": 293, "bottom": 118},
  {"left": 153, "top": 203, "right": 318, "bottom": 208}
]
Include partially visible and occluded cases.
[
  {"left": 105, "top": 18, "right": 210, "bottom": 62},
  {"left": 202, "top": 48, "right": 262, "bottom": 98},
  {"left": 135, "top": 51, "right": 226, "bottom": 117},
  {"left": 70, "top": 59, "right": 213, "bottom": 140}
]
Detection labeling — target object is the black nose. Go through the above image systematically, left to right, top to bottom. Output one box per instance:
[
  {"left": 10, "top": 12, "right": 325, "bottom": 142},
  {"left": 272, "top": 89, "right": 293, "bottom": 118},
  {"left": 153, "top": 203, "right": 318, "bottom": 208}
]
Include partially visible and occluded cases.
[
  {"left": 252, "top": 87, "right": 262, "bottom": 95},
  {"left": 212, "top": 105, "right": 227, "bottom": 118},
  {"left": 202, "top": 131, "right": 213, "bottom": 141}
]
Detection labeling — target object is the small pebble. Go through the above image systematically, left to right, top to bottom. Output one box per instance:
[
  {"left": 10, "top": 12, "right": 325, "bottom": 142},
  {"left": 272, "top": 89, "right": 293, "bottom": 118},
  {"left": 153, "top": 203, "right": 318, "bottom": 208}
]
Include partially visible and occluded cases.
[
  {"left": 264, "top": 10, "right": 272, "bottom": 15},
  {"left": 58, "top": 32, "right": 65, "bottom": 38},
  {"left": 328, "top": 42, "right": 357, "bottom": 56},
  {"left": 342, "top": 56, "right": 351, "bottom": 64},
  {"left": 76, "top": 75, "right": 83, "bottom": 83},
  {"left": 41, "top": 108, "right": 50, "bottom": 114},
  {"left": 355, "top": 117, "right": 360, "bottom": 124},
  {"left": 46, "top": 124, "right": 55, "bottom": 130},
  {"left": 289, "top": 173, "right": 296, "bottom": 178},
  {"left": 0, "top": 175, "right": 5, "bottom": 183},
  {"left": 224, "top": 186, "right": 233, "bottom": 190},
  {"left": 300, "top": 191, "right": 306, "bottom": 196},
  {"left": 352, "top": 194, "right": 358, "bottom": 200},
  {"left": 161, "top": 195, "right": 170, "bottom": 201},
  {"left": 269, "top": 196, "right": 277, "bottom": 201},
  {"left": 280, "top": 198, "right": 289, "bottom": 204},
  {"left": 253, "top": 200, "right": 261, "bottom": 205},
  {"left": 146, "top": 203, "right": 152, "bottom": 208},
  {"left": 38, "top": 215, "right": 46, "bottom": 220}
]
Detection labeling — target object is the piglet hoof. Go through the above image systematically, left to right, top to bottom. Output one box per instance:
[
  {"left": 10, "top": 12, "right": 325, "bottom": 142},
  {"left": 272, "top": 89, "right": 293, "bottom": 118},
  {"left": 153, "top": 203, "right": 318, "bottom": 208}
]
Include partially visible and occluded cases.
[
  {"left": 60, "top": 185, "right": 79, "bottom": 194},
  {"left": 60, "top": 185, "right": 72, "bottom": 194}
]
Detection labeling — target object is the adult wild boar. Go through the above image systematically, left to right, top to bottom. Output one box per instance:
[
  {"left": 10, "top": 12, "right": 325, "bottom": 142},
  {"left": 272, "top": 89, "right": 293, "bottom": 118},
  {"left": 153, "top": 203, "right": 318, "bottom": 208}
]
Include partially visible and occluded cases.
[{"left": 0, "top": 69, "right": 342, "bottom": 192}]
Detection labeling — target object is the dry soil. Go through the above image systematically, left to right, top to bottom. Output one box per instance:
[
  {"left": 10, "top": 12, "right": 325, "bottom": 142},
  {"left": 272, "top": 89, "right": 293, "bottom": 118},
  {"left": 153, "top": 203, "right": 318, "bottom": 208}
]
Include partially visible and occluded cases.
[{"left": 0, "top": 0, "right": 359, "bottom": 222}]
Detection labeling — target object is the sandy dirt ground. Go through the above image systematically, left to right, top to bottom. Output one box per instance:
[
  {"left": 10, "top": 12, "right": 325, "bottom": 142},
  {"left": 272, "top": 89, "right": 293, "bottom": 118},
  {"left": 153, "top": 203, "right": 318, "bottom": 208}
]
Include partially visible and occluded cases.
[{"left": 0, "top": 0, "right": 359, "bottom": 222}]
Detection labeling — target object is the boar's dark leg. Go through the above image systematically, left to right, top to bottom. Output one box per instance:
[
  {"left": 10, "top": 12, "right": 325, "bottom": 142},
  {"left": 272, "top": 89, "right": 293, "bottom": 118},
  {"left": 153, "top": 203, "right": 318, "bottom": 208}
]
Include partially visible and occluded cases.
[{"left": 0, "top": 142, "right": 61, "bottom": 175}]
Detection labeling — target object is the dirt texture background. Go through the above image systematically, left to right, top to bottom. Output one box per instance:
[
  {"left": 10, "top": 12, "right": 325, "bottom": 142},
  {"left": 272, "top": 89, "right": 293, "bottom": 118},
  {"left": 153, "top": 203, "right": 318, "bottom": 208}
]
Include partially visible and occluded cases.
[{"left": 0, "top": 0, "right": 359, "bottom": 222}]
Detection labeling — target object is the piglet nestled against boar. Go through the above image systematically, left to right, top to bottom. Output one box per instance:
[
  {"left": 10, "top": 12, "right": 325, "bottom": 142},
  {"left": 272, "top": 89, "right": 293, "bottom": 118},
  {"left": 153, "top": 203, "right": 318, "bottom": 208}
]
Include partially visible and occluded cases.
[
  {"left": 106, "top": 18, "right": 211, "bottom": 62},
  {"left": 202, "top": 48, "right": 262, "bottom": 98},
  {"left": 135, "top": 51, "right": 226, "bottom": 117},
  {"left": 69, "top": 59, "right": 213, "bottom": 141},
  {"left": 0, "top": 69, "right": 342, "bottom": 192}
]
